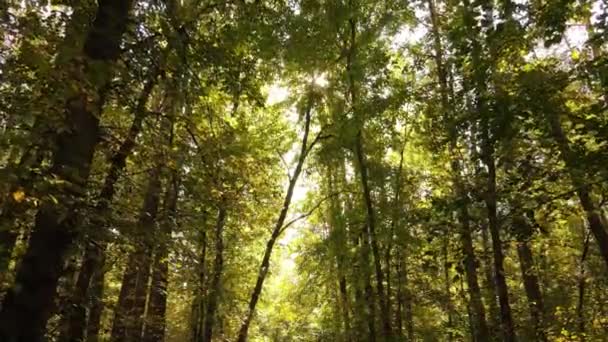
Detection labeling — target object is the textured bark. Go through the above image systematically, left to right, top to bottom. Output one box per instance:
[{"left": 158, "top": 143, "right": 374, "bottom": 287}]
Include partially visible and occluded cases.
[
  {"left": 0, "top": 3, "right": 131, "bottom": 339},
  {"left": 62, "top": 70, "right": 159, "bottom": 342},
  {"left": 236, "top": 95, "right": 315, "bottom": 342},
  {"left": 111, "top": 169, "right": 163, "bottom": 342},
  {"left": 143, "top": 174, "right": 179, "bottom": 342},
  {"left": 202, "top": 206, "right": 227, "bottom": 342}
]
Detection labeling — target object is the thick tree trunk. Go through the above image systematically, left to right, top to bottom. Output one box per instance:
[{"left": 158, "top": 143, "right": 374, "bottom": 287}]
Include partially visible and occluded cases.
[
  {"left": 0, "top": 3, "right": 132, "bottom": 339},
  {"left": 61, "top": 73, "right": 158, "bottom": 342},
  {"left": 236, "top": 94, "right": 315, "bottom": 342},
  {"left": 547, "top": 111, "right": 608, "bottom": 269},
  {"left": 111, "top": 169, "right": 163, "bottom": 342},
  {"left": 202, "top": 205, "right": 227, "bottom": 342}
]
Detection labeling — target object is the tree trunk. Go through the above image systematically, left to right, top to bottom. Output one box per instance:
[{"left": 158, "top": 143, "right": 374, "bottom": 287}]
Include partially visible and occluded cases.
[
  {"left": 427, "top": 0, "right": 489, "bottom": 338},
  {"left": 0, "top": 2, "right": 132, "bottom": 339},
  {"left": 347, "top": 12, "right": 391, "bottom": 338},
  {"left": 61, "top": 75, "right": 159, "bottom": 337},
  {"left": 236, "top": 93, "right": 316, "bottom": 342},
  {"left": 480, "top": 102, "right": 517, "bottom": 342},
  {"left": 111, "top": 169, "right": 163, "bottom": 342},
  {"left": 142, "top": 171, "right": 179, "bottom": 342},
  {"left": 458, "top": 186, "right": 490, "bottom": 342},
  {"left": 202, "top": 205, "right": 227, "bottom": 342},
  {"left": 513, "top": 216, "right": 547, "bottom": 342},
  {"left": 480, "top": 223, "right": 500, "bottom": 337},
  {"left": 190, "top": 227, "right": 208, "bottom": 342},
  {"left": 443, "top": 231, "right": 454, "bottom": 342},
  {"left": 577, "top": 231, "right": 591, "bottom": 342},
  {"left": 86, "top": 267, "right": 105, "bottom": 342}
]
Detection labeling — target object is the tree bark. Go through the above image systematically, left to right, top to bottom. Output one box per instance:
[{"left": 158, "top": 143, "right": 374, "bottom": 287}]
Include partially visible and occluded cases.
[
  {"left": 0, "top": 2, "right": 132, "bottom": 339},
  {"left": 61, "top": 73, "right": 158, "bottom": 342},
  {"left": 236, "top": 93, "right": 316, "bottom": 342},
  {"left": 111, "top": 168, "right": 163, "bottom": 342},
  {"left": 143, "top": 173, "right": 179, "bottom": 342},
  {"left": 202, "top": 205, "right": 227, "bottom": 342},
  {"left": 514, "top": 216, "right": 547, "bottom": 342},
  {"left": 190, "top": 227, "right": 208, "bottom": 342},
  {"left": 86, "top": 267, "right": 105, "bottom": 342}
]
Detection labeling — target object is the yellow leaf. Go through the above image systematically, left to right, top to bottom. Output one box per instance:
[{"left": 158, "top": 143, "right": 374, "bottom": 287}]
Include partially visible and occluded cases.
[{"left": 12, "top": 189, "right": 26, "bottom": 203}]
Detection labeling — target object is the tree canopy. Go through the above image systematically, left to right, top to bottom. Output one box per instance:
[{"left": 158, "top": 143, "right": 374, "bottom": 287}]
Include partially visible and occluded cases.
[{"left": 1, "top": 0, "right": 607, "bottom": 341}]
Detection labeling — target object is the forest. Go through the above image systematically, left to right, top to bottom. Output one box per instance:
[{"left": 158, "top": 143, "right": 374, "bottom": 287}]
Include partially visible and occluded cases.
[{"left": 0, "top": 0, "right": 607, "bottom": 341}]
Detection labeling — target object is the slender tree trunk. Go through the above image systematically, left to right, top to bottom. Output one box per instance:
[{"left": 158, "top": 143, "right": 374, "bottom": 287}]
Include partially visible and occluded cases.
[
  {"left": 427, "top": 0, "right": 489, "bottom": 339},
  {"left": 0, "top": 2, "right": 132, "bottom": 339},
  {"left": 346, "top": 12, "right": 391, "bottom": 339},
  {"left": 236, "top": 94, "right": 316, "bottom": 342},
  {"left": 481, "top": 109, "right": 517, "bottom": 342},
  {"left": 547, "top": 111, "right": 608, "bottom": 269},
  {"left": 327, "top": 167, "right": 351, "bottom": 342},
  {"left": 111, "top": 168, "right": 163, "bottom": 342},
  {"left": 143, "top": 172, "right": 179, "bottom": 342},
  {"left": 458, "top": 189, "right": 491, "bottom": 342},
  {"left": 201, "top": 205, "right": 227, "bottom": 342},
  {"left": 513, "top": 216, "right": 547, "bottom": 342},
  {"left": 480, "top": 223, "right": 500, "bottom": 337},
  {"left": 190, "top": 227, "right": 208, "bottom": 342},
  {"left": 443, "top": 231, "right": 454, "bottom": 342},
  {"left": 577, "top": 231, "right": 591, "bottom": 342},
  {"left": 402, "top": 252, "right": 414, "bottom": 341},
  {"left": 395, "top": 259, "right": 404, "bottom": 339},
  {"left": 86, "top": 267, "right": 105, "bottom": 342}
]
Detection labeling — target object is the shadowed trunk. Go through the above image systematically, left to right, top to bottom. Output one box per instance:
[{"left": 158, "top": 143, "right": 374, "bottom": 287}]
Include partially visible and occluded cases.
[
  {"left": 0, "top": 2, "right": 132, "bottom": 339},
  {"left": 61, "top": 70, "right": 158, "bottom": 342},
  {"left": 111, "top": 168, "right": 163, "bottom": 342},
  {"left": 143, "top": 173, "right": 179, "bottom": 342},
  {"left": 202, "top": 205, "right": 227, "bottom": 342},
  {"left": 511, "top": 214, "right": 546, "bottom": 342},
  {"left": 86, "top": 266, "right": 105, "bottom": 342}
]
